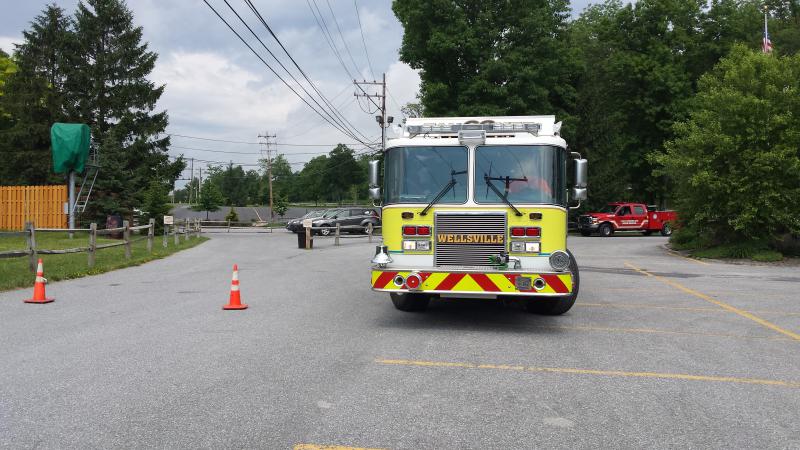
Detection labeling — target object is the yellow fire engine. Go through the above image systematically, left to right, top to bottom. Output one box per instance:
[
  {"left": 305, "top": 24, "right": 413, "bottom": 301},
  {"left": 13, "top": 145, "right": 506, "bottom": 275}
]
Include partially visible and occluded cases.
[{"left": 368, "top": 116, "right": 587, "bottom": 314}]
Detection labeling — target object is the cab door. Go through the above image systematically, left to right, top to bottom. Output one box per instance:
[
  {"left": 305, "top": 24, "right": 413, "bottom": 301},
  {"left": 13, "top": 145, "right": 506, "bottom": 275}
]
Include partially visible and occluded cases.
[
  {"left": 615, "top": 205, "right": 636, "bottom": 229},
  {"left": 631, "top": 205, "right": 648, "bottom": 229}
]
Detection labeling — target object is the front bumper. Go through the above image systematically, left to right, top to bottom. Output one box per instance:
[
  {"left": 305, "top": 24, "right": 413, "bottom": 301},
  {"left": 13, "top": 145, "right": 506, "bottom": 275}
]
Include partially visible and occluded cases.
[
  {"left": 577, "top": 221, "right": 599, "bottom": 232},
  {"left": 371, "top": 267, "right": 573, "bottom": 296}
]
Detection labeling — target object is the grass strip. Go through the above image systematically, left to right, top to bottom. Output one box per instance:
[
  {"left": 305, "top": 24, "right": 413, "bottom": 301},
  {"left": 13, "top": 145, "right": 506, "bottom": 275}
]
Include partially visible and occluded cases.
[{"left": 0, "top": 232, "right": 207, "bottom": 292}]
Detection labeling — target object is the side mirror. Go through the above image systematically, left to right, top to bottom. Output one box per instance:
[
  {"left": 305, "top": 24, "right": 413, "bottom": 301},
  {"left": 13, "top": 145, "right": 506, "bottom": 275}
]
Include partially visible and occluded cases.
[
  {"left": 574, "top": 158, "right": 587, "bottom": 188},
  {"left": 368, "top": 160, "right": 379, "bottom": 187},
  {"left": 368, "top": 160, "right": 381, "bottom": 200},
  {"left": 369, "top": 187, "right": 381, "bottom": 200},
  {"left": 571, "top": 187, "right": 587, "bottom": 201}
]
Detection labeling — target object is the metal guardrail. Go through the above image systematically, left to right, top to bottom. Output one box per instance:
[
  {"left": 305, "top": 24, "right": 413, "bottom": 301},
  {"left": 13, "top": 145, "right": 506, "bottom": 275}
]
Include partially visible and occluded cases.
[{"left": 0, "top": 218, "right": 202, "bottom": 272}]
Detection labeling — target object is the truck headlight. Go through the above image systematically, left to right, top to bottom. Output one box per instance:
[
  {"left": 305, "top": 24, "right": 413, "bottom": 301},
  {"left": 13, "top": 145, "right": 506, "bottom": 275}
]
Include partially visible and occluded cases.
[
  {"left": 403, "top": 240, "right": 430, "bottom": 251},
  {"left": 525, "top": 242, "right": 540, "bottom": 253},
  {"left": 549, "top": 250, "right": 570, "bottom": 271}
]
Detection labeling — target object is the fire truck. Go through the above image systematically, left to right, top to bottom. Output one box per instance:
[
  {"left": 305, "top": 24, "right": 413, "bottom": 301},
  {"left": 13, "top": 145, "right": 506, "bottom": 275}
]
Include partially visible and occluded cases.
[{"left": 368, "top": 116, "right": 588, "bottom": 315}]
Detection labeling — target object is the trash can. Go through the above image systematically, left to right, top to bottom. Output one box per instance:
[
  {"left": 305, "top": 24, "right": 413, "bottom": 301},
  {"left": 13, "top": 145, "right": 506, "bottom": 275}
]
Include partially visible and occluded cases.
[
  {"left": 106, "top": 214, "right": 123, "bottom": 239},
  {"left": 297, "top": 230, "right": 313, "bottom": 249}
]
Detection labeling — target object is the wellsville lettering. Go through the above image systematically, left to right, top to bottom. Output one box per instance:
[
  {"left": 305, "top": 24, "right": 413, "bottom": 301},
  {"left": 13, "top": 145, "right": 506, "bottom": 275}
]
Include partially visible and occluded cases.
[{"left": 437, "top": 234, "right": 505, "bottom": 244}]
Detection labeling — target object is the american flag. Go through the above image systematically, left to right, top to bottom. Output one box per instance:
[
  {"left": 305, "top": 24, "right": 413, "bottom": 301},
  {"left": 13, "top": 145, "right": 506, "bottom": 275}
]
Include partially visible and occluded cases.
[
  {"left": 762, "top": 9, "right": 773, "bottom": 53},
  {"left": 763, "top": 29, "right": 773, "bottom": 53}
]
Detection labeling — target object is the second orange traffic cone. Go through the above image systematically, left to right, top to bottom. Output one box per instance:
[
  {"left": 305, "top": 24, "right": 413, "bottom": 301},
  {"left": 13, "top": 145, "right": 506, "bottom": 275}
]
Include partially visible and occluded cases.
[
  {"left": 25, "top": 258, "right": 54, "bottom": 304},
  {"left": 223, "top": 264, "right": 247, "bottom": 310}
]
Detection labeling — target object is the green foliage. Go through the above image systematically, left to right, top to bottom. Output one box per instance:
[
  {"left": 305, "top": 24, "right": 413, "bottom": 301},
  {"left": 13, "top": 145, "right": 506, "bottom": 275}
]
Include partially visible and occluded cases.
[
  {"left": 393, "top": 0, "right": 576, "bottom": 120},
  {"left": 0, "top": 1, "right": 184, "bottom": 222},
  {"left": 656, "top": 46, "right": 800, "bottom": 246},
  {"left": 322, "top": 144, "right": 363, "bottom": 203},
  {"left": 141, "top": 180, "right": 171, "bottom": 233},
  {"left": 195, "top": 180, "right": 223, "bottom": 219},
  {"left": 273, "top": 195, "right": 289, "bottom": 217},
  {"left": 224, "top": 206, "right": 239, "bottom": 223},
  {"left": 691, "top": 241, "right": 783, "bottom": 261}
]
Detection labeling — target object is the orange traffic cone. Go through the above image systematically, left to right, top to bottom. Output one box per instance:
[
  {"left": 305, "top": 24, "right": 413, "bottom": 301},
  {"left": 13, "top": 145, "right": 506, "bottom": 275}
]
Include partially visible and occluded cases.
[
  {"left": 25, "top": 258, "right": 54, "bottom": 304},
  {"left": 223, "top": 264, "right": 247, "bottom": 310}
]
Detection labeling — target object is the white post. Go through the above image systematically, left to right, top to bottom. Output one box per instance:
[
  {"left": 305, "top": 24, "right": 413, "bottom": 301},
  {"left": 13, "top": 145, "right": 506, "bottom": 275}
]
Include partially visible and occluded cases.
[{"left": 68, "top": 171, "right": 76, "bottom": 238}]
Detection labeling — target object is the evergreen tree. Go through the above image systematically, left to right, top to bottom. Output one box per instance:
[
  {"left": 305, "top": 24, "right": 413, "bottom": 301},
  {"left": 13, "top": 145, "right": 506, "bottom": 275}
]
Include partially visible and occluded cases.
[
  {"left": 70, "top": 0, "right": 183, "bottom": 222},
  {"left": 0, "top": 5, "right": 75, "bottom": 185},
  {"left": 141, "top": 180, "right": 171, "bottom": 233},
  {"left": 195, "top": 180, "right": 223, "bottom": 220}
]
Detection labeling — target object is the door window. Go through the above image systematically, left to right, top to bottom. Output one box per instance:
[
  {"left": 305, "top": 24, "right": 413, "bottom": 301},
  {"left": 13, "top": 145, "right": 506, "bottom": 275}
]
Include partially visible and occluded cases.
[
  {"left": 617, "top": 206, "right": 631, "bottom": 216},
  {"left": 633, "top": 206, "right": 645, "bottom": 215}
]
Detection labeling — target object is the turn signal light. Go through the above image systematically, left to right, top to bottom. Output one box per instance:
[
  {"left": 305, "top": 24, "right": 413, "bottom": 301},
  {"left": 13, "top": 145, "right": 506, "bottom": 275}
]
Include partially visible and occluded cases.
[
  {"left": 403, "top": 226, "right": 417, "bottom": 235},
  {"left": 417, "top": 226, "right": 431, "bottom": 236},
  {"left": 510, "top": 227, "right": 525, "bottom": 237},
  {"left": 526, "top": 227, "right": 541, "bottom": 237}
]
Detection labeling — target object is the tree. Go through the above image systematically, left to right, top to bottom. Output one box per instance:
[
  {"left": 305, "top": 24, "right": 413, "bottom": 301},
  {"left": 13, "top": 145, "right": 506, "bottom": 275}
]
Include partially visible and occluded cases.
[
  {"left": 70, "top": 0, "right": 184, "bottom": 222},
  {"left": 393, "top": 0, "right": 577, "bottom": 119},
  {"left": 0, "top": 5, "right": 75, "bottom": 185},
  {"left": 655, "top": 46, "right": 800, "bottom": 246},
  {"left": 0, "top": 49, "right": 17, "bottom": 129},
  {"left": 322, "top": 144, "right": 363, "bottom": 203},
  {"left": 296, "top": 155, "right": 328, "bottom": 205},
  {"left": 141, "top": 180, "right": 171, "bottom": 233},
  {"left": 195, "top": 180, "right": 223, "bottom": 220},
  {"left": 273, "top": 195, "right": 289, "bottom": 218},
  {"left": 224, "top": 206, "right": 239, "bottom": 223}
]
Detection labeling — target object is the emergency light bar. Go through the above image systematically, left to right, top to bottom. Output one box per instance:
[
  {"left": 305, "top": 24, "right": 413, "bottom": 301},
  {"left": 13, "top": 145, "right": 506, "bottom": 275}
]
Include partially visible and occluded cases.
[{"left": 407, "top": 122, "right": 541, "bottom": 136}]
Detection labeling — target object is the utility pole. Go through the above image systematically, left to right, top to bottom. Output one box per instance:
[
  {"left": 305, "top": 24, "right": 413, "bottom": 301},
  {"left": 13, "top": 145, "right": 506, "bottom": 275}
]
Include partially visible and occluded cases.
[
  {"left": 354, "top": 73, "right": 392, "bottom": 151},
  {"left": 258, "top": 132, "right": 277, "bottom": 220},
  {"left": 189, "top": 158, "right": 194, "bottom": 205},
  {"left": 198, "top": 167, "right": 203, "bottom": 201}
]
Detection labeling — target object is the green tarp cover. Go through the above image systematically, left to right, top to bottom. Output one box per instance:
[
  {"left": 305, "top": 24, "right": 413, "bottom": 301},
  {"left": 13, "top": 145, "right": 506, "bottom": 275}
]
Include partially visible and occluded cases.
[{"left": 51, "top": 123, "right": 90, "bottom": 174}]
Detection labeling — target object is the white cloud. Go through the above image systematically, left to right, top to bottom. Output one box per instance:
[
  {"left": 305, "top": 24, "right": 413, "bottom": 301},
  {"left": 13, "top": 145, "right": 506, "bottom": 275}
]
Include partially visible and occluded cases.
[
  {"left": 0, "top": 36, "right": 21, "bottom": 54},
  {"left": 151, "top": 50, "right": 302, "bottom": 140},
  {"left": 386, "top": 61, "right": 421, "bottom": 117}
]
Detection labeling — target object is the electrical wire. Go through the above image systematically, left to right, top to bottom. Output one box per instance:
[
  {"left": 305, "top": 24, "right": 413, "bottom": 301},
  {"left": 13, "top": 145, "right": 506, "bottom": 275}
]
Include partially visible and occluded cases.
[
  {"left": 201, "top": 0, "right": 368, "bottom": 145},
  {"left": 218, "top": 0, "right": 368, "bottom": 145},
  {"left": 241, "top": 0, "right": 374, "bottom": 146},
  {"left": 326, "top": 0, "right": 361, "bottom": 76},
  {"left": 353, "top": 0, "right": 375, "bottom": 80}
]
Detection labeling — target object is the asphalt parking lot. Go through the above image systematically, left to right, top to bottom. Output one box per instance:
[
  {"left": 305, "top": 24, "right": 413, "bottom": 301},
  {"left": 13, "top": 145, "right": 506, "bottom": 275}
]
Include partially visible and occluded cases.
[{"left": 0, "top": 231, "right": 798, "bottom": 449}]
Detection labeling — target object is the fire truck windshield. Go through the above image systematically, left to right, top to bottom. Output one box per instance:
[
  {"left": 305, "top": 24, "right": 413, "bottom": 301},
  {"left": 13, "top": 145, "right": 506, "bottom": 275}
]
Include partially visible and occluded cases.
[
  {"left": 474, "top": 145, "right": 566, "bottom": 206},
  {"left": 384, "top": 146, "right": 468, "bottom": 204}
]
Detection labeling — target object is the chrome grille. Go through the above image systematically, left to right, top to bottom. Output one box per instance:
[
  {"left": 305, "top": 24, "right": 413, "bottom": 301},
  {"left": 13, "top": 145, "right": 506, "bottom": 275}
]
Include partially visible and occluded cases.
[{"left": 434, "top": 213, "right": 507, "bottom": 267}]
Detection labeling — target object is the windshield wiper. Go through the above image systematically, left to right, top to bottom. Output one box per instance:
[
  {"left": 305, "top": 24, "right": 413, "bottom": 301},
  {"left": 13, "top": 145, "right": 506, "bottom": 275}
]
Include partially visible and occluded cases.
[
  {"left": 420, "top": 169, "right": 467, "bottom": 216},
  {"left": 483, "top": 174, "right": 525, "bottom": 216}
]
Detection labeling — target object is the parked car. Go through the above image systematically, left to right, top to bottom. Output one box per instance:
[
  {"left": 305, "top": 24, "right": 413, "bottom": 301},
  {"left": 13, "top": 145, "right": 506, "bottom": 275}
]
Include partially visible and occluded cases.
[
  {"left": 578, "top": 202, "right": 678, "bottom": 237},
  {"left": 311, "top": 208, "right": 380, "bottom": 236},
  {"left": 286, "top": 209, "right": 331, "bottom": 233}
]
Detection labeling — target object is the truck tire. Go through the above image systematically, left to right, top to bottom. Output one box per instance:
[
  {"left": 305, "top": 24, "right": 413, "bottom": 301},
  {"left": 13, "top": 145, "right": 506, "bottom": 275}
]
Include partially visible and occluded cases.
[
  {"left": 599, "top": 223, "right": 614, "bottom": 237},
  {"left": 660, "top": 223, "right": 672, "bottom": 236},
  {"left": 580, "top": 230, "right": 592, "bottom": 237},
  {"left": 525, "top": 250, "right": 579, "bottom": 315},
  {"left": 390, "top": 292, "right": 430, "bottom": 312}
]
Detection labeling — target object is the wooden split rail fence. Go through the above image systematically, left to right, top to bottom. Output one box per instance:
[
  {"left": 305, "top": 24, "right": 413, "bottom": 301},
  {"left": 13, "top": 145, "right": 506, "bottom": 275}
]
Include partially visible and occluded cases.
[
  {"left": 0, "top": 218, "right": 201, "bottom": 272},
  {"left": 301, "top": 223, "right": 382, "bottom": 248}
]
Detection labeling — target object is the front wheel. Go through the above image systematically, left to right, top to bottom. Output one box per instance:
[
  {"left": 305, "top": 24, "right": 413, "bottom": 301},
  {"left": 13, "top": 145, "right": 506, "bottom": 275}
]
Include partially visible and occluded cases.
[
  {"left": 599, "top": 223, "right": 614, "bottom": 237},
  {"left": 660, "top": 223, "right": 673, "bottom": 236},
  {"left": 525, "top": 250, "right": 579, "bottom": 315},
  {"left": 390, "top": 293, "right": 430, "bottom": 312}
]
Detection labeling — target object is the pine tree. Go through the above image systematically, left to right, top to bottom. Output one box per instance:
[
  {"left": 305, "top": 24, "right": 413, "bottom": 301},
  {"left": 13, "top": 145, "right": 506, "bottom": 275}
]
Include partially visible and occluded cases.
[
  {"left": 70, "top": 0, "right": 183, "bottom": 222},
  {"left": 0, "top": 5, "right": 75, "bottom": 185}
]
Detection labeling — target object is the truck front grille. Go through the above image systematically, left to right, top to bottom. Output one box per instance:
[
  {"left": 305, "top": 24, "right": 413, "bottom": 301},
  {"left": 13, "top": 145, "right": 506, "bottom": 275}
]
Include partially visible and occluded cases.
[{"left": 434, "top": 212, "right": 507, "bottom": 267}]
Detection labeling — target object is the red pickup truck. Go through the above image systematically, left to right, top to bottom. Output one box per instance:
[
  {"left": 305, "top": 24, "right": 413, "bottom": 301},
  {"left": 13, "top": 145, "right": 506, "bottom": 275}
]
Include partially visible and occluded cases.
[{"left": 578, "top": 202, "right": 677, "bottom": 237}]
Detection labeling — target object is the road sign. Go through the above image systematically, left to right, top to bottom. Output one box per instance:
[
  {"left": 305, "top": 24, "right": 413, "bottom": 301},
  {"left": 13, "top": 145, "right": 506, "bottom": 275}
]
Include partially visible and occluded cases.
[
  {"left": 164, "top": 215, "right": 174, "bottom": 225},
  {"left": 302, "top": 219, "right": 313, "bottom": 228}
]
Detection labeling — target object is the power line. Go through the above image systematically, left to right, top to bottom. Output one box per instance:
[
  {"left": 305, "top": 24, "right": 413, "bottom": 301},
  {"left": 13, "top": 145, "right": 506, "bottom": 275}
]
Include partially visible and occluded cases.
[
  {"left": 201, "top": 0, "right": 368, "bottom": 145},
  {"left": 217, "top": 0, "right": 368, "bottom": 145},
  {"left": 241, "top": 0, "right": 375, "bottom": 146},
  {"left": 326, "top": 0, "right": 361, "bottom": 76},
  {"left": 353, "top": 0, "right": 376, "bottom": 80}
]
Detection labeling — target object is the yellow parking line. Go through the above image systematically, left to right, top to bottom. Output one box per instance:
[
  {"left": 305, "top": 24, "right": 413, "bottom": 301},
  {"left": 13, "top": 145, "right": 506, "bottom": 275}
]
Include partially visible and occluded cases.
[
  {"left": 664, "top": 247, "right": 710, "bottom": 265},
  {"left": 624, "top": 262, "right": 800, "bottom": 341},
  {"left": 578, "top": 302, "right": 800, "bottom": 317},
  {"left": 532, "top": 324, "right": 791, "bottom": 341},
  {"left": 375, "top": 359, "right": 800, "bottom": 389},
  {"left": 294, "top": 445, "right": 386, "bottom": 450}
]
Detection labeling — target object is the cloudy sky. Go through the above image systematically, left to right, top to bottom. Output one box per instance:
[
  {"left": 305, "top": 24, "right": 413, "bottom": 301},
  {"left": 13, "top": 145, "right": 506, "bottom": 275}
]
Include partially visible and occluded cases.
[{"left": 0, "top": 0, "right": 596, "bottom": 183}]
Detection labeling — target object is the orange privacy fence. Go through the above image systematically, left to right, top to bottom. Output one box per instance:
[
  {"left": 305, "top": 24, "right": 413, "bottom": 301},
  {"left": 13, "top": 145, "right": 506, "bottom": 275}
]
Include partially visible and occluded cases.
[{"left": 0, "top": 186, "right": 67, "bottom": 230}]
